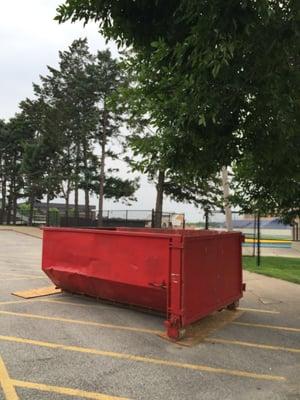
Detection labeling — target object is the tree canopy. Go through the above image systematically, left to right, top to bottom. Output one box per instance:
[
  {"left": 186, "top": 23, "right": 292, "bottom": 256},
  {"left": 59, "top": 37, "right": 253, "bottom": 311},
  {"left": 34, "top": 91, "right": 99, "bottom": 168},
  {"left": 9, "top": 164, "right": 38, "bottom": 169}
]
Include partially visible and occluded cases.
[
  {"left": 57, "top": 0, "right": 300, "bottom": 219},
  {"left": 0, "top": 39, "right": 139, "bottom": 225}
]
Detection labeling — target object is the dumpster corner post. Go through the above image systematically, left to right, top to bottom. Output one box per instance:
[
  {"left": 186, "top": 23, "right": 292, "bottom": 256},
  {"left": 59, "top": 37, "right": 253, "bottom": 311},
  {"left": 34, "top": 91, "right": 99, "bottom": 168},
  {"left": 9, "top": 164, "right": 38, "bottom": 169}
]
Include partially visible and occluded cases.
[{"left": 166, "top": 236, "right": 184, "bottom": 339}]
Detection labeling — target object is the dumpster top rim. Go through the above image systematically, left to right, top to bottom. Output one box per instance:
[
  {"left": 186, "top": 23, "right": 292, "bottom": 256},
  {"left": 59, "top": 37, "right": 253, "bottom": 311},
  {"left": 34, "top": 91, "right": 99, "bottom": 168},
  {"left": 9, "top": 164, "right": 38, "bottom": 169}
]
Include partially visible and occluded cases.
[
  {"left": 42, "top": 226, "right": 181, "bottom": 239},
  {"left": 42, "top": 227, "right": 243, "bottom": 240}
]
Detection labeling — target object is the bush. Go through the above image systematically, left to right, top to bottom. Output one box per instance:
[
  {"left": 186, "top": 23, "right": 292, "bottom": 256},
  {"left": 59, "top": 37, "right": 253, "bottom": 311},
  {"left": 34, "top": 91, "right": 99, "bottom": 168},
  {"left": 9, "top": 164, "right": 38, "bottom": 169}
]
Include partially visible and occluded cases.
[{"left": 49, "top": 208, "right": 60, "bottom": 226}]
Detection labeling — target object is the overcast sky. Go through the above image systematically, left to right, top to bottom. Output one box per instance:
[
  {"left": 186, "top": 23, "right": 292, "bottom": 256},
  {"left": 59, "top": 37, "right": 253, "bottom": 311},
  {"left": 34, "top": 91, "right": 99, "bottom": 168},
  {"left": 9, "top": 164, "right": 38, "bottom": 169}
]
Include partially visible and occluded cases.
[{"left": 0, "top": 0, "right": 204, "bottom": 222}]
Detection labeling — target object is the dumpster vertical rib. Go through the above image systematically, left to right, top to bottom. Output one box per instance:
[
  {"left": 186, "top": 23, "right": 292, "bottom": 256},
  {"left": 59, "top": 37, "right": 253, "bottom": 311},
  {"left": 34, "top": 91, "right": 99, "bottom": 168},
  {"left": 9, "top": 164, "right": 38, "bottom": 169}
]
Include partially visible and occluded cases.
[{"left": 165, "top": 235, "right": 184, "bottom": 339}]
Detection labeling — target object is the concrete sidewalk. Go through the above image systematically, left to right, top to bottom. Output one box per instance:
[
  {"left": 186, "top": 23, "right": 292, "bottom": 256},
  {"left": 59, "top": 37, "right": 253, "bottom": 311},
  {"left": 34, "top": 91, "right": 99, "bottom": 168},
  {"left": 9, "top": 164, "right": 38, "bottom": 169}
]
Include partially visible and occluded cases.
[
  {"left": 0, "top": 226, "right": 42, "bottom": 239},
  {"left": 243, "top": 246, "right": 300, "bottom": 258},
  {"left": 244, "top": 270, "right": 300, "bottom": 310}
]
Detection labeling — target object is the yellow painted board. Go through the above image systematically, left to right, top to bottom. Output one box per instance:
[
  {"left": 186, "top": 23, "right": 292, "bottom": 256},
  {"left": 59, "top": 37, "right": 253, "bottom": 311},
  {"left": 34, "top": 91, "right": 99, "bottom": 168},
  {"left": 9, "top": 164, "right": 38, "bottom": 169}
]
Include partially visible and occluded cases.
[
  {"left": 12, "top": 286, "right": 61, "bottom": 299},
  {"left": 160, "top": 309, "right": 244, "bottom": 347}
]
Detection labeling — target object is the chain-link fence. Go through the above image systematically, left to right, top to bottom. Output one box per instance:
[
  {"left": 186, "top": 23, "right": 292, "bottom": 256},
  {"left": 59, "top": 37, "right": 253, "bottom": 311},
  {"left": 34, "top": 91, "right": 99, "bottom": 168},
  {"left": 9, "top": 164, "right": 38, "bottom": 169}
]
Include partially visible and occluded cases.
[
  {"left": 1, "top": 206, "right": 185, "bottom": 229},
  {"left": 0, "top": 208, "right": 61, "bottom": 226},
  {"left": 58, "top": 210, "right": 185, "bottom": 229},
  {"left": 205, "top": 211, "right": 291, "bottom": 240}
]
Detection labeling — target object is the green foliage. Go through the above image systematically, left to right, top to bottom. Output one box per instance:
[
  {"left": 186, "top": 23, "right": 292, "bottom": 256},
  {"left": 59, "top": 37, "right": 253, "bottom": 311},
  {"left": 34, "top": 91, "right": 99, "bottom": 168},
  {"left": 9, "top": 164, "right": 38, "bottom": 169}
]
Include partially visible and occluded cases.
[
  {"left": 57, "top": 0, "right": 300, "bottom": 219},
  {"left": 57, "top": 1, "right": 299, "bottom": 170},
  {"left": 0, "top": 39, "right": 139, "bottom": 224},
  {"left": 28, "top": 40, "right": 138, "bottom": 205},
  {"left": 0, "top": 114, "right": 35, "bottom": 222},
  {"left": 231, "top": 118, "right": 300, "bottom": 222},
  {"left": 164, "top": 172, "right": 222, "bottom": 211},
  {"left": 104, "top": 176, "right": 139, "bottom": 204},
  {"left": 18, "top": 203, "right": 30, "bottom": 211},
  {"left": 49, "top": 208, "right": 60, "bottom": 226}
]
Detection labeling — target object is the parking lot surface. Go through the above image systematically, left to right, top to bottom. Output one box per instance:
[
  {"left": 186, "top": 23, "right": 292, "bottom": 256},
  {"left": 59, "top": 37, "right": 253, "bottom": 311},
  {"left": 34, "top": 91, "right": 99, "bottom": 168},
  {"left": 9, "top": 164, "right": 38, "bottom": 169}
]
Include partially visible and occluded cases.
[{"left": 0, "top": 229, "right": 299, "bottom": 400}]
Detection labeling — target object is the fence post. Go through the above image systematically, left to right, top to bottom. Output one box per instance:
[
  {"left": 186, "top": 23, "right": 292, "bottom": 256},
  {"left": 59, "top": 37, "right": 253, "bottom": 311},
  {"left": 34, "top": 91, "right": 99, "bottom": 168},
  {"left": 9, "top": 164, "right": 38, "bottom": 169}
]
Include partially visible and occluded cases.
[
  {"left": 151, "top": 209, "right": 155, "bottom": 228},
  {"left": 257, "top": 212, "right": 261, "bottom": 267},
  {"left": 253, "top": 214, "right": 257, "bottom": 257}
]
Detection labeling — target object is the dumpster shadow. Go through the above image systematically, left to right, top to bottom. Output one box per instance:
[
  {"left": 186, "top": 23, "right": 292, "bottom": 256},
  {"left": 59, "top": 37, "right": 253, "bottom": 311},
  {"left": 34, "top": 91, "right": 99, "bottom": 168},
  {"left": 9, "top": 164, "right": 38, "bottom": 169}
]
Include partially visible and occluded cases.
[{"left": 159, "top": 309, "right": 244, "bottom": 347}]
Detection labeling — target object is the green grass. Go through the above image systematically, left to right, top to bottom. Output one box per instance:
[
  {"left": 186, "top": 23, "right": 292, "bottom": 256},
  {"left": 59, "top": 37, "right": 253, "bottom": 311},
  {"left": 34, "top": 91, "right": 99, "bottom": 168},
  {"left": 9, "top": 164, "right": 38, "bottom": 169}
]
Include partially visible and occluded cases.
[{"left": 243, "top": 256, "right": 300, "bottom": 284}]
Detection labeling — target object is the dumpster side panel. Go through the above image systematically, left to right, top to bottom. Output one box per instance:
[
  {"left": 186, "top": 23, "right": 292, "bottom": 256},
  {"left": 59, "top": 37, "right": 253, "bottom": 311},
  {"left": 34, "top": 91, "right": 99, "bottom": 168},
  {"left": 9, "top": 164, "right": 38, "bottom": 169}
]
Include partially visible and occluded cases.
[
  {"left": 42, "top": 229, "right": 171, "bottom": 312},
  {"left": 181, "top": 234, "right": 243, "bottom": 326}
]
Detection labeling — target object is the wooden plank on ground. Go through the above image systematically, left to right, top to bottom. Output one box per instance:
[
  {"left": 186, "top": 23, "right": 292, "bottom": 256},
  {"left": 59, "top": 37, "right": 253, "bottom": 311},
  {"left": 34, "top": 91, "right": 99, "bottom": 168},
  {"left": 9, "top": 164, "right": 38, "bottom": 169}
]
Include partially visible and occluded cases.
[
  {"left": 12, "top": 286, "right": 61, "bottom": 299},
  {"left": 159, "top": 309, "right": 244, "bottom": 346}
]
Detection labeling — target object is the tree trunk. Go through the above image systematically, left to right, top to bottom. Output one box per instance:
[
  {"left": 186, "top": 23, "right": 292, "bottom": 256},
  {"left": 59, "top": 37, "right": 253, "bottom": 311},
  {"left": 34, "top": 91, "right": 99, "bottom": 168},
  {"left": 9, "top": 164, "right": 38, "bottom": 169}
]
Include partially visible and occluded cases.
[
  {"left": 98, "top": 108, "right": 107, "bottom": 227},
  {"left": 83, "top": 143, "right": 90, "bottom": 219},
  {"left": 74, "top": 145, "right": 80, "bottom": 224},
  {"left": 0, "top": 155, "right": 3, "bottom": 224},
  {"left": 7, "top": 156, "right": 16, "bottom": 225},
  {"left": 221, "top": 166, "right": 233, "bottom": 231},
  {"left": 154, "top": 170, "right": 165, "bottom": 228},
  {"left": 1, "top": 176, "right": 6, "bottom": 224},
  {"left": 6, "top": 178, "right": 14, "bottom": 225},
  {"left": 12, "top": 186, "right": 17, "bottom": 225},
  {"left": 85, "top": 189, "right": 89, "bottom": 220},
  {"left": 65, "top": 190, "right": 69, "bottom": 226},
  {"left": 28, "top": 193, "right": 35, "bottom": 226},
  {"left": 46, "top": 193, "right": 50, "bottom": 226},
  {"left": 6, "top": 197, "right": 12, "bottom": 225},
  {"left": 204, "top": 208, "right": 209, "bottom": 230}
]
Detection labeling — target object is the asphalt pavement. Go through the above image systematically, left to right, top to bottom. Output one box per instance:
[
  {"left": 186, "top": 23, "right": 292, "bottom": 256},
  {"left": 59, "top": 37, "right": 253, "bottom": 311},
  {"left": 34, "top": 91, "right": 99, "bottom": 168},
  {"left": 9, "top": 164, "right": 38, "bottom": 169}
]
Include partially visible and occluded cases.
[{"left": 0, "top": 229, "right": 299, "bottom": 400}]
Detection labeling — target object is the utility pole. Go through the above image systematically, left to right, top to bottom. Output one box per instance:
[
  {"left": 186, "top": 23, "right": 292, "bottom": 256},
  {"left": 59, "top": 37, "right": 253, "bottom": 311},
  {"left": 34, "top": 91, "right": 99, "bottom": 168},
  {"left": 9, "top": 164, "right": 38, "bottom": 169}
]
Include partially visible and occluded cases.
[{"left": 221, "top": 166, "right": 233, "bottom": 231}]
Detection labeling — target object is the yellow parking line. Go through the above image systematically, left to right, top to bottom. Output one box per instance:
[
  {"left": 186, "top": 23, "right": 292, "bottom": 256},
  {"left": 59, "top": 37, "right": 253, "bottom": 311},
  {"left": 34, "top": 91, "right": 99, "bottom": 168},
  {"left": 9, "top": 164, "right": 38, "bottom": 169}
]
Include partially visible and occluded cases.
[
  {"left": 0, "top": 268, "right": 40, "bottom": 273},
  {"left": 1, "top": 272, "right": 44, "bottom": 279},
  {"left": 4, "top": 276, "right": 47, "bottom": 281},
  {"left": 0, "top": 298, "right": 72, "bottom": 307},
  {"left": 2, "top": 298, "right": 279, "bottom": 316},
  {"left": 38, "top": 298, "right": 127, "bottom": 310},
  {"left": 39, "top": 298, "right": 104, "bottom": 308},
  {"left": 0, "top": 300, "right": 36, "bottom": 307},
  {"left": 238, "top": 307, "right": 279, "bottom": 315},
  {"left": 0, "top": 310, "right": 162, "bottom": 335},
  {"left": 233, "top": 321, "right": 300, "bottom": 333},
  {"left": 0, "top": 335, "right": 286, "bottom": 381},
  {"left": 206, "top": 338, "right": 300, "bottom": 353},
  {"left": 0, "top": 356, "right": 19, "bottom": 400},
  {"left": 12, "top": 379, "right": 129, "bottom": 400}
]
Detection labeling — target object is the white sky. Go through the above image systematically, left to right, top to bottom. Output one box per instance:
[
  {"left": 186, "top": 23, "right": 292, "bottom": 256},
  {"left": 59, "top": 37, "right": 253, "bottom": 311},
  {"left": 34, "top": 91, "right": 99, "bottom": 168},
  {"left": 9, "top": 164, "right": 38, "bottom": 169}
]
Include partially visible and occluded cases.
[{"left": 0, "top": 0, "right": 203, "bottom": 222}]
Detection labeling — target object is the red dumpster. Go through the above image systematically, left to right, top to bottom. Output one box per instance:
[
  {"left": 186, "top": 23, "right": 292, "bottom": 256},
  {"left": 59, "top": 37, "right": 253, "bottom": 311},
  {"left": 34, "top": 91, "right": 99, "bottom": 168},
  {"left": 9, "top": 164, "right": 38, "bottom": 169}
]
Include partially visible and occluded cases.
[{"left": 42, "top": 227, "right": 244, "bottom": 339}]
